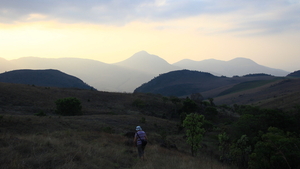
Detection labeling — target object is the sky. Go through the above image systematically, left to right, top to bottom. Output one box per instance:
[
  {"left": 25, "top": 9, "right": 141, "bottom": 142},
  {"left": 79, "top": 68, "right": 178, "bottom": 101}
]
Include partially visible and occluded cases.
[{"left": 0, "top": 0, "right": 300, "bottom": 71}]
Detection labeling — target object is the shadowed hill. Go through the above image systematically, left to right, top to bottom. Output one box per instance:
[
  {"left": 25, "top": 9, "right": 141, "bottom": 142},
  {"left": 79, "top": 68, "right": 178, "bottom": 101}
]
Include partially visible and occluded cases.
[
  {"left": 0, "top": 69, "right": 93, "bottom": 90},
  {"left": 134, "top": 70, "right": 277, "bottom": 97},
  {"left": 287, "top": 70, "right": 300, "bottom": 78},
  {"left": 214, "top": 78, "right": 300, "bottom": 110}
]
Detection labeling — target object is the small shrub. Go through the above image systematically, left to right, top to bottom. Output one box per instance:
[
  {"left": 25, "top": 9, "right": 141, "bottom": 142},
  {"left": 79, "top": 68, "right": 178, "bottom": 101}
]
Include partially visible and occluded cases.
[
  {"left": 55, "top": 97, "right": 82, "bottom": 116},
  {"left": 132, "top": 99, "right": 145, "bottom": 108},
  {"left": 34, "top": 111, "right": 47, "bottom": 116},
  {"left": 139, "top": 117, "right": 146, "bottom": 123},
  {"left": 102, "top": 126, "right": 114, "bottom": 133}
]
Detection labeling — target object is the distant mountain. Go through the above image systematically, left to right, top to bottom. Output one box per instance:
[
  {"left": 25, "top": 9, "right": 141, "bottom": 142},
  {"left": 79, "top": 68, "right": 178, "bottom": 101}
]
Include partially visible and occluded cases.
[
  {"left": 0, "top": 51, "right": 180, "bottom": 92},
  {"left": 114, "top": 51, "right": 180, "bottom": 74},
  {"left": 0, "top": 52, "right": 293, "bottom": 92},
  {"left": 0, "top": 57, "right": 14, "bottom": 73},
  {"left": 5, "top": 57, "right": 156, "bottom": 92},
  {"left": 173, "top": 57, "right": 289, "bottom": 77},
  {"left": 0, "top": 69, "right": 93, "bottom": 89},
  {"left": 134, "top": 70, "right": 277, "bottom": 97},
  {"left": 287, "top": 70, "right": 300, "bottom": 78}
]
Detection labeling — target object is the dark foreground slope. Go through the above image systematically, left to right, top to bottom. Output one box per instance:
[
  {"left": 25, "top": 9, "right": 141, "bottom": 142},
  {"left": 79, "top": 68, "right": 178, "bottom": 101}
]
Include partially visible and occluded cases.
[
  {"left": 0, "top": 69, "right": 93, "bottom": 89},
  {"left": 1, "top": 80, "right": 300, "bottom": 169},
  {"left": 0, "top": 82, "right": 235, "bottom": 169},
  {"left": 0, "top": 82, "right": 172, "bottom": 116}
]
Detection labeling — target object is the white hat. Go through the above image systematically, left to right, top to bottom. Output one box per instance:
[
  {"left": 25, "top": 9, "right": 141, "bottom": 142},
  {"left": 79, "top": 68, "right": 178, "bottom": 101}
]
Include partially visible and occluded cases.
[{"left": 136, "top": 126, "right": 142, "bottom": 131}]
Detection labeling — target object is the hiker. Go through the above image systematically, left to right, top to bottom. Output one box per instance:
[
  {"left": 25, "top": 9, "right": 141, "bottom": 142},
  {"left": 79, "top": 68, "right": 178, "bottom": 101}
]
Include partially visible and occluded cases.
[{"left": 133, "top": 126, "right": 148, "bottom": 160}]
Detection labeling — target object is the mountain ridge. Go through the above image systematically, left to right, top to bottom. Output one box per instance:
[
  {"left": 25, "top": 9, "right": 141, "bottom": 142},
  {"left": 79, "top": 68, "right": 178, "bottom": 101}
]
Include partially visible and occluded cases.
[
  {"left": 0, "top": 51, "right": 292, "bottom": 92},
  {"left": 173, "top": 57, "right": 289, "bottom": 77}
]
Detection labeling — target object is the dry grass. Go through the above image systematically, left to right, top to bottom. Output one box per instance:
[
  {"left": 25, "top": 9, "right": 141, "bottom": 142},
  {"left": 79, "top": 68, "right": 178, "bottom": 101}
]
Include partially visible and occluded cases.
[
  {"left": 214, "top": 78, "right": 300, "bottom": 111},
  {"left": 0, "top": 82, "right": 241, "bottom": 168},
  {"left": 0, "top": 82, "right": 175, "bottom": 118},
  {"left": 0, "top": 115, "right": 235, "bottom": 169},
  {"left": 132, "top": 145, "right": 234, "bottom": 169}
]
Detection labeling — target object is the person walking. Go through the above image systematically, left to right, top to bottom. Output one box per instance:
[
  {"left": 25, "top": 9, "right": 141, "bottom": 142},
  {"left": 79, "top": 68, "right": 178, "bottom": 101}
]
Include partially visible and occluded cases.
[{"left": 133, "top": 126, "right": 148, "bottom": 160}]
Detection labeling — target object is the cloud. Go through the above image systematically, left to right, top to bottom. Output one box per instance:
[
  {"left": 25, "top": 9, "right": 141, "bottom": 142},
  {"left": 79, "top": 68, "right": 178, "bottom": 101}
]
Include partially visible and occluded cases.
[{"left": 0, "top": 0, "right": 299, "bottom": 34}]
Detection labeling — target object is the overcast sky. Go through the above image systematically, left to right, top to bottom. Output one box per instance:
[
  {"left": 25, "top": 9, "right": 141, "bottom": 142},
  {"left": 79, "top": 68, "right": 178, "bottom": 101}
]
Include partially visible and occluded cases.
[{"left": 0, "top": 0, "right": 300, "bottom": 71}]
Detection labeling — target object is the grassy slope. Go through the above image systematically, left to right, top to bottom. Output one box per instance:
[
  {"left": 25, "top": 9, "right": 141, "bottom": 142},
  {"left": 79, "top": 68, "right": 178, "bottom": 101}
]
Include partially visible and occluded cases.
[
  {"left": 214, "top": 78, "right": 300, "bottom": 110},
  {"left": 217, "top": 79, "right": 281, "bottom": 96},
  {"left": 0, "top": 82, "right": 235, "bottom": 169},
  {"left": 0, "top": 115, "right": 233, "bottom": 169}
]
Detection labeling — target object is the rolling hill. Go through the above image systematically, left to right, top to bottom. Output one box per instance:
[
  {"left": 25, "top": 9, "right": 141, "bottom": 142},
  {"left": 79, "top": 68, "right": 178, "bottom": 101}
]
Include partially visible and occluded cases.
[
  {"left": 0, "top": 69, "right": 93, "bottom": 89},
  {"left": 134, "top": 69, "right": 300, "bottom": 110},
  {"left": 134, "top": 70, "right": 278, "bottom": 97},
  {"left": 287, "top": 70, "right": 300, "bottom": 77}
]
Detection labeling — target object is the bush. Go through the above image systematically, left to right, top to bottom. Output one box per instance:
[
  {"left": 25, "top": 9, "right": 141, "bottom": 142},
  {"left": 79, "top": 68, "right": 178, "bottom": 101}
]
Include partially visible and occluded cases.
[
  {"left": 55, "top": 97, "right": 82, "bottom": 116},
  {"left": 132, "top": 99, "right": 145, "bottom": 108},
  {"left": 34, "top": 111, "right": 47, "bottom": 116},
  {"left": 140, "top": 117, "right": 146, "bottom": 123}
]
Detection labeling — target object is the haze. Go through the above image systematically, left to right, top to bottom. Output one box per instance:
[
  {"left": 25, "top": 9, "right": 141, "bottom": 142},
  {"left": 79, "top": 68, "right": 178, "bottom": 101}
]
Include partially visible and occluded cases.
[{"left": 1, "top": 0, "right": 300, "bottom": 72}]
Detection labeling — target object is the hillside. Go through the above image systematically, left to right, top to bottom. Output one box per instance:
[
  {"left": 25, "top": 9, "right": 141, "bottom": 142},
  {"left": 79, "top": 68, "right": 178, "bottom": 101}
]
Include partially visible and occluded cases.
[
  {"left": 0, "top": 69, "right": 93, "bottom": 90},
  {"left": 134, "top": 70, "right": 277, "bottom": 97},
  {"left": 134, "top": 70, "right": 300, "bottom": 110},
  {"left": 287, "top": 70, "right": 300, "bottom": 77},
  {"left": 213, "top": 78, "right": 300, "bottom": 109},
  {"left": 0, "top": 81, "right": 239, "bottom": 168},
  {"left": 1, "top": 81, "right": 300, "bottom": 168}
]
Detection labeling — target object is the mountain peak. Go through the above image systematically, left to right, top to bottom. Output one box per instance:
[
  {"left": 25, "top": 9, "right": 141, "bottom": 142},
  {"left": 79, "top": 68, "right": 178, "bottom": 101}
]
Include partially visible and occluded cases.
[
  {"left": 134, "top": 50, "right": 149, "bottom": 55},
  {"left": 114, "top": 51, "right": 180, "bottom": 74},
  {"left": 129, "top": 51, "right": 162, "bottom": 62},
  {"left": 228, "top": 57, "right": 258, "bottom": 65}
]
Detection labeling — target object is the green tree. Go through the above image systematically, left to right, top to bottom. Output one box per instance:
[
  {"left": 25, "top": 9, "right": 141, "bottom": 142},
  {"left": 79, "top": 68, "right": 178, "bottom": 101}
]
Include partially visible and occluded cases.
[
  {"left": 190, "top": 93, "right": 203, "bottom": 104},
  {"left": 162, "top": 96, "right": 169, "bottom": 105},
  {"left": 170, "top": 96, "right": 181, "bottom": 115},
  {"left": 55, "top": 97, "right": 82, "bottom": 116},
  {"left": 208, "top": 97, "right": 215, "bottom": 107},
  {"left": 180, "top": 98, "right": 198, "bottom": 123},
  {"left": 182, "top": 98, "right": 198, "bottom": 113},
  {"left": 183, "top": 113, "right": 205, "bottom": 156},
  {"left": 249, "top": 127, "right": 300, "bottom": 169},
  {"left": 218, "top": 132, "right": 230, "bottom": 162},
  {"left": 230, "top": 135, "right": 252, "bottom": 168}
]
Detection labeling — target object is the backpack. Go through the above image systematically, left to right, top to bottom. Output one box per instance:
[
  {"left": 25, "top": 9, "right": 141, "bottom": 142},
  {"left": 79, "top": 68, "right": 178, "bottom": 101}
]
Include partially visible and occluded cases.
[{"left": 137, "top": 133, "right": 147, "bottom": 146}]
